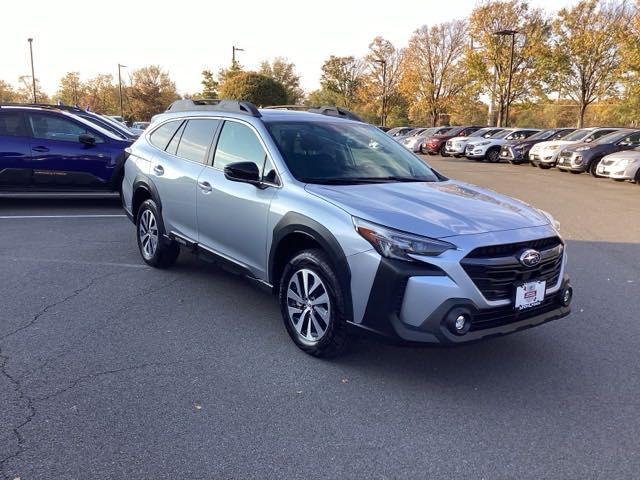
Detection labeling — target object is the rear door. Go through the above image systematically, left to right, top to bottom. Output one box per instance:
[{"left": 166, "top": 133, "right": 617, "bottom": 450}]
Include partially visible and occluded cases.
[
  {"left": 0, "top": 110, "right": 32, "bottom": 187},
  {"left": 26, "top": 112, "right": 110, "bottom": 188},
  {"left": 148, "top": 118, "right": 220, "bottom": 241}
]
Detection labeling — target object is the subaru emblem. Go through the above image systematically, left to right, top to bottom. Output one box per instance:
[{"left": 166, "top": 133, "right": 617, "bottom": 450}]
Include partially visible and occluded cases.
[{"left": 519, "top": 249, "right": 541, "bottom": 267}]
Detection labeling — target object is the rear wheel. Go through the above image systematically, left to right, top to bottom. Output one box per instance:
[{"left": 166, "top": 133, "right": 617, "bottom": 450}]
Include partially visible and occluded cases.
[
  {"left": 486, "top": 148, "right": 500, "bottom": 163},
  {"left": 136, "top": 199, "right": 179, "bottom": 268},
  {"left": 279, "top": 249, "right": 350, "bottom": 357}
]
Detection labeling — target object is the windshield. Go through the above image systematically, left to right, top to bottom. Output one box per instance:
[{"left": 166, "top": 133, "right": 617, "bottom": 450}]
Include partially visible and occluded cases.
[
  {"left": 77, "top": 112, "right": 131, "bottom": 140},
  {"left": 266, "top": 121, "right": 441, "bottom": 184},
  {"left": 470, "top": 128, "right": 501, "bottom": 138},
  {"left": 528, "top": 129, "right": 556, "bottom": 141},
  {"left": 563, "top": 129, "right": 592, "bottom": 141},
  {"left": 491, "top": 130, "right": 513, "bottom": 139},
  {"left": 594, "top": 130, "right": 631, "bottom": 144}
]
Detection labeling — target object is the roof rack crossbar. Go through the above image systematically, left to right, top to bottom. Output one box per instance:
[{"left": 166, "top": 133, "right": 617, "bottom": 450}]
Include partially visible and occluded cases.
[
  {"left": 165, "top": 99, "right": 262, "bottom": 118},
  {"left": 307, "top": 106, "right": 364, "bottom": 122}
]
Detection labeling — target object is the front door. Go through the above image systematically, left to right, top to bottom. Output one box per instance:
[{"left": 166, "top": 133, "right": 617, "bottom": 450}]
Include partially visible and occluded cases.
[
  {"left": 0, "top": 111, "right": 32, "bottom": 186},
  {"left": 26, "top": 112, "right": 110, "bottom": 188},
  {"left": 196, "top": 120, "right": 278, "bottom": 278}
]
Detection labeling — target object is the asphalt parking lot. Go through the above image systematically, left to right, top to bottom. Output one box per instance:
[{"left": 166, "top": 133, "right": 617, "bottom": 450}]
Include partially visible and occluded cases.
[{"left": 1, "top": 157, "right": 639, "bottom": 479}]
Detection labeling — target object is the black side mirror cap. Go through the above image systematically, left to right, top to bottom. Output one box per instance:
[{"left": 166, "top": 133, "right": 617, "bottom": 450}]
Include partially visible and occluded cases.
[
  {"left": 79, "top": 133, "right": 96, "bottom": 145},
  {"left": 224, "top": 161, "right": 262, "bottom": 186}
]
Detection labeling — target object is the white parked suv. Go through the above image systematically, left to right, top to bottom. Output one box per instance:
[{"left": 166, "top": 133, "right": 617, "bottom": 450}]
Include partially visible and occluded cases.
[
  {"left": 445, "top": 127, "right": 504, "bottom": 157},
  {"left": 529, "top": 127, "right": 619, "bottom": 169},
  {"left": 465, "top": 128, "right": 540, "bottom": 162},
  {"left": 596, "top": 148, "right": 640, "bottom": 183}
]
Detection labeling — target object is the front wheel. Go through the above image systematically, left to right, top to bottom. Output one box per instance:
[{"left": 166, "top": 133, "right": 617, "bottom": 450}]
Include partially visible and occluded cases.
[
  {"left": 439, "top": 145, "right": 449, "bottom": 157},
  {"left": 486, "top": 148, "right": 500, "bottom": 163},
  {"left": 589, "top": 158, "right": 604, "bottom": 177},
  {"left": 136, "top": 199, "right": 180, "bottom": 268},
  {"left": 279, "top": 249, "right": 350, "bottom": 357}
]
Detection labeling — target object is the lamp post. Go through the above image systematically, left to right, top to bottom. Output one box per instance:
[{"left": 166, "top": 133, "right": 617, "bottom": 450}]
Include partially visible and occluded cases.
[
  {"left": 494, "top": 29, "right": 518, "bottom": 127},
  {"left": 27, "top": 38, "right": 37, "bottom": 103},
  {"left": 232, "top": 46, "right": 244, "bottom": 66},
  {"left": 373, "top": 59, "right": 387, "bottom": 127},
  {"left": 117, "top": 63, "right": 127, "bottom": 120}
]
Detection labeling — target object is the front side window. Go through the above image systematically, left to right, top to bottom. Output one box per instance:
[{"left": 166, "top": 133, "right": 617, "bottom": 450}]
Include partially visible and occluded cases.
[
  {"left": 0, "top": 112, "right": 27, "bottom": 137},
  {"left": 28, "top": 113, "right": 99, "bottom": 143},
  {"left": 176, "top": 119, "right": 220, "bottom": 163},
  {"left": 149, "top": 120, "right": 182, "bottom": 150},
  {"left": 213, "top": 121, "right": 266, "bottom": 170},
  {"left": 265, "top": 121, "right": 440, "bottom": 184}
]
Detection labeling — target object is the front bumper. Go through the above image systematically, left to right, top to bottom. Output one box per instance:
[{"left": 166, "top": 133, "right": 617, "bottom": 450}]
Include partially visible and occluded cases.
[
  {"left": 445, "top": 142, "right": 467, "bottom": 155},
  {"left": 465, "top": 145, "right": 488, "bottom": 158},
  {"left": 499, "top": 146, "right": 526, "bottom": 162},
  {"left": 529, "top": 151, "right": 559, "bottom": 166},
  {"left": 556, "top": 153, "right": 588, "bottom": 171},
  {"left": 596, "top": 162, "right": 637, "bottom": 180},
  {"left": 349, "top": 226, "right": 572, "bottom": 345}
]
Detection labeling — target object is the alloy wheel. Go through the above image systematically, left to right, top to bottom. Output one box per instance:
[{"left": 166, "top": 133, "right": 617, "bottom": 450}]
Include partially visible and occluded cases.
[
  {"left": 138, "top": 209, "right": 159, "bottom": 260},
  {"left": 286, "top": 268, "right": 331, "bottom": 343}
]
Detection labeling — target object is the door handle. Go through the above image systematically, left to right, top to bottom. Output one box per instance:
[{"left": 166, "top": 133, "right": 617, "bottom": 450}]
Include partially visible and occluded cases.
[
  {"left": 32, "top": 146, "right": 50, "bottom": 152},
  {"left": 153, "top": 165, "right": 165, "bottom": 176},
  {"left": 198, "top": 180, "right": 212, "bottom": 193}
]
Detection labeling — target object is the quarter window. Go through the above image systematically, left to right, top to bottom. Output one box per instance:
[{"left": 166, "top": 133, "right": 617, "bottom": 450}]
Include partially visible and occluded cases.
[
  {"left": 0, "top": 112, "right": 27, "bottom": 137},
  {"left": 176, "top": 119, "right": 220, "bottom": 164},
  {"left": 149, "top": 120, "right": 182, "bottom": 150},
  {"left": 165, "top": 121, "right": 186, "bottom": 155},
  {"left": 214, "top": 121, "right": 267, "bottom": 170}
]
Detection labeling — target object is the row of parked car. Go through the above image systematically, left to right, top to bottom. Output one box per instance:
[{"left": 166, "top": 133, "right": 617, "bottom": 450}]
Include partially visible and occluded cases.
[{"left": 387, "top": 125, "right": 640, "bottom": 184}]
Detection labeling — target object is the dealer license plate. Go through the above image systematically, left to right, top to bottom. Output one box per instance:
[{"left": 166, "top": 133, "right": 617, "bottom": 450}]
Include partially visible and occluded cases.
[{"left": 515, "top": 281, "right": 546, "bottom": 310}]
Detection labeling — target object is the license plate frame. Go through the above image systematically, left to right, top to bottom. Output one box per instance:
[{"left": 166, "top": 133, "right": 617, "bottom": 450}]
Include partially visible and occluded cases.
[{"left": 515, "top": 280, "right": 546, "bottom": 310}]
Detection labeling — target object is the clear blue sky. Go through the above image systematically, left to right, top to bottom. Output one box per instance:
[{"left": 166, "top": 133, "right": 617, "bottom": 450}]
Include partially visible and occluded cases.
[{"left": 2, "top": 0, "right": 577, "bottom": 96}]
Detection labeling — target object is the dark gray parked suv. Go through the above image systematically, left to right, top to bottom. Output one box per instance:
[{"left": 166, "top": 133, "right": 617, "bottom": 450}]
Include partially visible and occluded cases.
[{"left": 122, "top": 100, "right": 573, "bottom": 357}]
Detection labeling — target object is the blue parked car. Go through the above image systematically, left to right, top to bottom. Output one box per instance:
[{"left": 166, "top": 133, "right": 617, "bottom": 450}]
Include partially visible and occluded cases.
[{"left": 0, "top": 104, "right": 132, "bottom": 192}]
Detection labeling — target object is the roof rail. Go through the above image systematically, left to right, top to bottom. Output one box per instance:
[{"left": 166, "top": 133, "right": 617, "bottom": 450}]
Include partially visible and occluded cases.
[
  {"left": 165, "top": 98, "right": 262, "bottom": 118},
  {"left": 0, "top": 102, "right": 84, "bottom": 112},
  {"left": 263, "top": 105, "right": 309, "bottom": 111},
  {"left": 307, "top": 106, "right": 364, "bottom": 122}
]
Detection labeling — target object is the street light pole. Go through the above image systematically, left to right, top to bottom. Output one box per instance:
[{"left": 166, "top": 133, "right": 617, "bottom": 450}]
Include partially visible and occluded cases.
[
  {"left": 494, "top": 29, "right": 518, "bottom": 127},
  {"left": 27, "top": 38, "right": 37, "bottom": 103},
  {"left": 232, "top": 46, "right": 244, "bottom": 66},
  {"left": 374, "top": 59, "right": 387, "bottom": 126},
  {"left": 117, "top": 63, "right": 127, "bottom": 120}
]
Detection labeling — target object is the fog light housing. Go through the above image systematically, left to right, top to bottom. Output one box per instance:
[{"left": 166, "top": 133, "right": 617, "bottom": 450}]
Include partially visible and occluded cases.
[
  {"left": 574, "top": 156, "right": 583, "bottom": 165},
  {"left": 562, "top": 287, "right": 573, "bottom": 307},
  {"left": 446, "top": 308, "right": 472, "bottom": 335}
]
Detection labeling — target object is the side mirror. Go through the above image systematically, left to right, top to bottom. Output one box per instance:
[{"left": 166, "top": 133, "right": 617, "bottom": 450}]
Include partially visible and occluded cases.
[
  {"left": 79, "top": 133, "right": 96, "bottom": 145},
  {"left": 224, "top": 161, "right": 262, "bottom": 186}
]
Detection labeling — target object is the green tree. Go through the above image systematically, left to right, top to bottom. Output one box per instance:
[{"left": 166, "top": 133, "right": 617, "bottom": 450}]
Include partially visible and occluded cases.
[
  {"left": 466, "top": 0, "right": 551, "bottom": 126},
  {"left": 551, "top": 0, "right": 634, "bottom": 127},
  {"left": 319, "top": 55, "right": 365, "bottom": 109},
  {"left": 258, "top": 57, "right": 304, "bottom": 104},
  {"left": 127, "top": 65, "right": 180, "bottom": 120},
  {"left": 200, "top": 69, "right": 218, "bottom": 99},
  {"left": 56, "top": 72, "right": 84, "bottom": 106},
  {"left": 218, "top": 72, "right": 287, "bottom": 106}
]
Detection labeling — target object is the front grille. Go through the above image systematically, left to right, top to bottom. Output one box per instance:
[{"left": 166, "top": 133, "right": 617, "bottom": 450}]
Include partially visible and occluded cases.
[
  {"left": 461, "top": 237, "right": 563, "bottom": 302},
  {"left": 470, "top": 291, "right": 563, "bottom": 331}
]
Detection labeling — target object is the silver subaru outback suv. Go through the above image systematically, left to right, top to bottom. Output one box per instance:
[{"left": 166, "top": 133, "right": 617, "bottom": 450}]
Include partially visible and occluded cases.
[{"left": 122, "top": 100, "right": 572, "bottom": 357}]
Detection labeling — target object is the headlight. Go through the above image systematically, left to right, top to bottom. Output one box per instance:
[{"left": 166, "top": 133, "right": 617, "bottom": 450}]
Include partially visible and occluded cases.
[
  {"left": 477, "top": 141, "right": 491, "bottom": 146},
  {"left": 547, "top": 145, "right": 561, "bottom": 151},
  {"left": 575, "top": 146, "right": 591, "bottom": 152},
  {"left": 614, "top": 159, "right": 630, "bottom": 168},
  {"left": 539, "top": 209, "right": 560, "bottom": 231},
  {"left": 353, "top": 217, "right": 455, "bottom": 261}
]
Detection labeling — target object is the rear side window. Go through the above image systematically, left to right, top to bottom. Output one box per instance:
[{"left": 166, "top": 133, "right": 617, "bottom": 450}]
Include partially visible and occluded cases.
[
  {"left": 0, "top": 112, "right": 27, "bottom": 137},
  {"left": 175, "top": 119, "right": 220, "bottom": 164},
  {"left": 149, "top": 120, "right": 182, "bottom": 150},
  {"left": 165, "top": 121, "right": 186, "bottom": 155},
  {"left": 213, "top": 121, "right": 266, "bottom": 170},
  {"left": 586, "top": 129, "right": 617, "bottom": 142}
]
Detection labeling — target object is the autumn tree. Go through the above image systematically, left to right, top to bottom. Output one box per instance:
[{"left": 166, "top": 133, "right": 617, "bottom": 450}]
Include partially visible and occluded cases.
[
  {"left": 466, "top": 0, "right": 551, "bottom": 127},
  {"left": 551, "top": 0, "right": 634, "bottom": 127},
  {"left": 400, "top": 20, "right": 470, "bottom": 126},
  {"left": 360, "top": 37, "right": 404, "bottom": 126},
  {"left": 319, "top": 55, "right": 365, "bottom": 109},
  {"left": 259, "top": 57, "right": 304, "bottom": 104},
  {"left": 127, "top": 66, "right": 180, "bottom": 120},
  {"left": 218, "top": 71, "right": 287, "bottom": 106},
  {"left": 56, "top": 72, "right": 84, "bottom": 105},
  {"left": 82, "top": 74, "right": 118, "bottom": 113},
  {"left": 0, "top": 80, "right": 18, "bottom": 102}
]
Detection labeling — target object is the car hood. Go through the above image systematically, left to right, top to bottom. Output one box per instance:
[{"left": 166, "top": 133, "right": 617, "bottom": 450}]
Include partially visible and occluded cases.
[
  {"left": 468, "top": 138, "right": 505, "bottom": 147},
  {"left": 533, "top": 140, "right": 576, "bottom": 150},
  {"left": 563, "top": 141, "right": 611, "bottom": 153},
  {"left": 603, "top": 149, "right": 640, "bottom": 161},
  {"left": 305, "top": 180, "right": 549, "bottom": 238}
]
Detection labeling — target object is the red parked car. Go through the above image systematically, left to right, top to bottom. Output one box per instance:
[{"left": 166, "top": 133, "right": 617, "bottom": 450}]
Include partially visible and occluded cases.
[{"left": 423, "top": 126, "right": 484, "bottom": 156}]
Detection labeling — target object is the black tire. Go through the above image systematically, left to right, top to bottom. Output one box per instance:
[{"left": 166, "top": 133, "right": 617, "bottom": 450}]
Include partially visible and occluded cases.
[
  {"left": 439, "top": 145, "right": 449, "bottom": 157},
  {"left": 486, "top": 148, "right": 500, "bottom": 163},
  {"left": 589, "top": 158, "right": 604, "bottom": 177},
  {"left": 539, "top": 164, "right": 551, "bottom": 169},
  {"left": 635, "top": 169, "right": 640, "bottom": 185},
  {"left": 136, "top": 199, "right": 180, "bottom": 268},
  {"left": 279, "top": 249, "right": 350, "bottom": 357}
]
